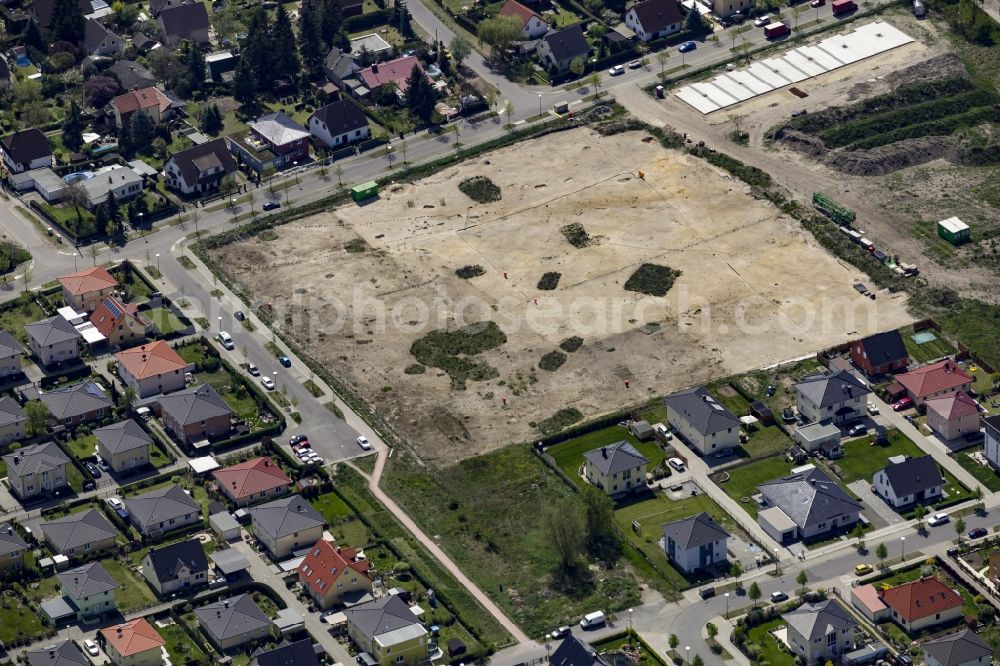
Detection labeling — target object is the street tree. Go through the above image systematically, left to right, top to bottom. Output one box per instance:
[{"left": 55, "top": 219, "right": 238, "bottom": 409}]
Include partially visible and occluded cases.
[
  {"left": 449, "top": 36, "right": 471, "bottom": 67},
  {"left": 657, "top": 51, "right": 669, "bottom": 78},
  {"left": 569, "top": 57, "right": 585, "bottom": 78},
  {"left": 589, "top": 71, "right": 602, "bottom": 97},
  {"left": 503, "top": 100, "right": 514, "bottom": 128},
  {"left": 973, "top": 485, "right": 984, "bottom": 512},
  {"left": 914, "top": 504, "right": 927, "bottom": 531},
  {"left": 956, "top": 517, "right": 966, "bottom": 543},
  {"left": 853, "top": 523, "right": 866, "bottom": 552},
  {"left": 876, "top": 542, "right": 888, "bottom": 567},
  {"left": 730, "top": 559, "right": 743, "bottom": 587},
  {"left": 796, "top": 569, "right": 808, "bottom": 596},
  {"left": 748, "top": 581, "right": 761, "bottom": 607},
  {"left": 706, "top": 623, "right": 718, "bottom": 643},
  {"left": 668, "top": 635, "right": 679, "bottom": 651},
  {"left": 692, "top": 655, "right": 703, "bottom": 666}
]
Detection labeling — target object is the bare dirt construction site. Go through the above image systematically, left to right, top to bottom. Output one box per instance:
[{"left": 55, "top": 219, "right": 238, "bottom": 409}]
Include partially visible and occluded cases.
[{"left": 211, "top": 128, "right": 912, "bottom": 463}]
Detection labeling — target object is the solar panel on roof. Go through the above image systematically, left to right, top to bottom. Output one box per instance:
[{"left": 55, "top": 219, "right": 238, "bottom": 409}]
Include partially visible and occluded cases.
[{"left": 104, "top": 299, "right": 123, "bottom": 320}]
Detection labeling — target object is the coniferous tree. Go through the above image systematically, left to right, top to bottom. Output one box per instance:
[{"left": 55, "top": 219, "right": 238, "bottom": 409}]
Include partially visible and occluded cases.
[
  {"left": 51, "top": 0, "right": 86, "bottom": 44},
  {"left": 298, "top": 0, "right": 324, "bottom": 78},
  {"left": 320, "top": 0, "right": 343, "bottom": 47},
  {"left": 395, "top": 0, "right": 414, "bottom": 39},
  {"left": 270, "top": 2, "right": 300, "bottom": 79},
  {"left": 243, "top": 8, "right": 271, "bottom": 90},
  {"left": 23, "top": 21, "right": 45, "bottom": 52},
  {"left": 182, "top": 40, "right": 206, "bottom": 94},
  {"left": 232, "top": 57, "right": 258, "bottom": 111},
  {"left": 405, "top": 64, "right": 435, "bottom": 123},
  {"left": 62, "top": 100, "right": 85, "bottom": 151},
  {"left": 129, "top": 111, "right": 153, "bottom": 152},
  {"left": 104, "top": 188, "right": 121, "bottom": 230},
  {"left": 94, "top": 203, "right": 109, "bottom": 237}
]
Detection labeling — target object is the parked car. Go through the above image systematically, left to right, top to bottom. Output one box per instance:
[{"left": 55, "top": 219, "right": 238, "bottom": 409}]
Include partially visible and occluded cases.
[
  {"left": 810, "top": 0, "right": 825, "bottom": 6},
  {"left": 754, "top": 15, "right": 772, "bottom": 26},
  {"left": 678, "top": 41, "right": 697, "bottom": 53},
  {"left": 628, "top": 59, "right": 642, "bottom": 69},
  {"left": 608, "top": 65, "right": 625, "bottom": 76},
  {"left": 791, "top": 109, "right": 807, "bottom": 117},
  {"left": 263, "top": 201, "right": 280, "bottom": 211},
  {"left": 234, "top": 310, "right": 245, "bottom": 321},
  {"left": 218, "top": 331, "right": 234, "bottom": 350},
  {"left": 278, "top": 355, "right": 292, "bottom": 367},
  {"left": 247, "top": 362, "right": 260, "bottom": 376},
  {"left": 261, "top": 376, "right": 276, "bottom": 390},
  {"left": 892, "top": 396, "right": 913, "bottom": 411},
  {"left": 867, "top": 402, "right": 880, "bottom": 415},
  {"left": 782, "top": 407, "right": 796, "bottom": 423},
  {"left": 847, "top": 422, "right": 867, "bottom": 437},
  {"left": 654, "top": 424, "right": 673, "bottom": 440},
  {"left": 289, "top": 434, "right": 309, "bottom": 446},
  {"left": 357, "top": 435, "right": 372, "bottom": 451},
  {"left": 714, "top": 448, "right": 734, "bottom": 459},
  {"left": 668, "top": 457, "right": 686, "bottom": 472},
  {"left": 97, "top": 458, "right": 110, "bottom": 472},
  {"left": 85, "top": 462, "right": 102, "bottom": 478},
  {"left": 82, "top": 480, "right": 96, "bottom": 491},
  {"left": 107, "top": 497, "right": 124, "bottom": 510},
  {"left": 928, "top": 513, "right": 950, "bottom": 527},
  {"left": 968, "top": 527, "right": 988, "bottom": 539},
  {"left": 854, "top": 564, "right": 873, "bottom": 575},
  {"left": 698, "top": 587, "right": 716, "bottom": 599},
  {"left": 770, "top": 591, "right": 788, "bottom": 602},
  {"left": 580, "top": 611, "right": 606, "bottom": 628},
  {"left": 549, "top": 626, "right": 571, "bottom": 640},
  {"left": 83, "top": 640, "right": 100, "bottom": 657}
]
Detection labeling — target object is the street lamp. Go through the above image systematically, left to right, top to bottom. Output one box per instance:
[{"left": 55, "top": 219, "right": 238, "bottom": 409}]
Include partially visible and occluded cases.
[
  {"left": 538, "top": 93, "right": 542, "bottom": 116},
  {"left": 293, "top": 161, "right": 300, "bottom": 189},
  {"left": 155, "top": 253, "right": 160, "bottom": 275},
  {"left": 218, "top": 316, "right": 223, "bottom": 330},
  {"left": 901, "top": 536, "right": 905, "bottom": 561},
  {"left": 725, "top": 592, "right": 729, "bottom": 617},
  {"left": 628, "top": 608, "right": 633, "bottom": 642},
  {"left": 685, "top": 646, "right": 690, "bottom": 665}
]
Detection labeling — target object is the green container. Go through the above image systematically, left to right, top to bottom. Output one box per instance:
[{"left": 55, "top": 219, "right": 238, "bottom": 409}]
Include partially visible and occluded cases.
[{"left": 351, "top": 181, "right": 379, "bottom": 202}]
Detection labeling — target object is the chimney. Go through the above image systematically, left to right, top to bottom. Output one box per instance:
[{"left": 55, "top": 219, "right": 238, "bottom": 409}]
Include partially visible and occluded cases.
[
  {"left": 372, "top": 63, "right": 379, "bottom": 73},
  {"left": 601, "top": 447, "right": 607, "bottom": 459},
  {"left": 12, "top": 455, "right": 18, "bottom": 465},
  {"left": 224, "top": 600, "right": 229, "bottom": 609}
]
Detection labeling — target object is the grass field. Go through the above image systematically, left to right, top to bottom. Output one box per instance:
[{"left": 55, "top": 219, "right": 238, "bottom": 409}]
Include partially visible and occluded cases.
[
  {"left": 0, "top": 297, "right": 46, "bottom": 345},
  {"left": 146, "top": 307, "right": 187, "bottom": 335},
  {"left": 899, "top": 326, "right": 956, "bottom": 363},
  {"left": 547, "top": 424, "right": 667, "bottom": 485},
  {"left": 740, "top": 426, "right": 793, "bottom": 458},
  {"left": 65, "top": 434, "right": 97, "bottom": 461},
  {"left": 382, "top": 446, "right": 642, "bottom": 637},
  {"left": 954, "top": 446, "right": 1000, "bottom": 492},
  {"left": 716, "top": 457, "right": 795, "bottom": 519},
  {"left": 310, "top": 492, "right": 371, "bottom": 547},
  {"left": 101, "top": 557, "right": 159, "bottom": 611},
  {"left": 0, "top": 602, "right": 48, "bottom": 644}
]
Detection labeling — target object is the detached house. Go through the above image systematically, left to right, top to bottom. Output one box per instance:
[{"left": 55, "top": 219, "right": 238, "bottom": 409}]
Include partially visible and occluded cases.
[
  {"left": 498, "top": 0, "right": 549, "bottom": 39},
  {"left": 624, "top": 0, "right": 682, "bottom": 42},
  {"left": 712, "top": 0, "right": 752, "bottom": 18},
  {"left": 157, "top": 2, "right": 210, "bottom": 46},
  {"left": 84, "top": 18, "right": 121, "bottom": 56},
  {"left": 536, "top": 25, "right": 590, "bottom": 73},
  {"left": 357, "top": 56, "right": 423, "bottom": 94},
  {"left": 108, "top": 61, "right": 156, "bottom": 91},
  {"left": 110, "top": 87, "right": 173, "bottom": 129},
  {"left": 308, "top": 100, "right": 371, "bottom": 149},
  {"left": 228, "top": 112, "right": 310, "bottom": 174},
  {"left": 1, "top": 129, "right": 52, "bottom": 174},
  {"left": 164, "top": 139, "right": 238, "bottom": 196},
  {"left": 58, "top": 266, "right": 118, "bottom": 313},
  {"left": 92, "top": 296, "right": 152, "bottom": 349},
  {"left": 26, "top": 316, "right": 80, "bottom": 367},
  {"left": 0, "top": 330, "right": 25, "bottom": 379},
  {"left": 850, "top": 330, "right": 909, "bottom": 376},
  {"left": 116, "top": 340, "right": 189, "bottom": 398},
  {"left": 895, "top": 360, "right": 973, "bottom": 407},
  {"left": 793, "top": 370, "right": 870, "bottom": 425},
  {"left": 39, "top": 382, "right": 114, "bottom": 426},
  {"left": 155, "top": 384, "right": 234, "bottom": 444},
  {"left": 664, "top": 386, "right": 741, "bottom": 455},
  {"left": 925, "top": 391, "right": 980, "bottom": 441},
  {"left": 0, "top": 396, "right": 26, "bottom": 445},
  {"left": 984, "top": 415, "right": 1000, "bottom": 470},
  {"left": 95, "top": 419, "right": 152, "bottom": 473},
  {"left": 3, "top": 441, "right": 71, "bottom": 500},
  {"left": 582, "top": 441, "right": 648, "bottom": 497},
  {"left": 873, "top": 455, "right": 944, "bottom": 509},
  {"left": 212, "top": 457, "right": 291, "bottom": 507},
  {"left": 758, "top": 467, "right": 862, "bottom": 543},
  {"left": 125, "top": 484, "right": 202, "bottom": 537},
  {"left": 249, "top": 495, "right": 326, "bottom": 559},
  {"left": 40, "top": 508, "right": 119, "bottom": 557},
  {"left": 661, "top": 512, "right": 729, "bottom": 573},
  {"left": 0, "top": 523, "right": 28, "bottom": 572},
  {"left": 141, "top": 538, "right": 208, "bottom": 596},
  {"left": 297, "top": 539, "right": 373, "bottom": 609},
  {"left": 58, "top": 562, "right": 119, "bottom": 621},
  {"left": 880, "top": 576, "right": 963, "bottom": 633},
  {"left": 195, "top": 594, "right": 272, "bottom": 650},
  {"left": 344, "top": 594, "right": 428, "bottom": 666},
  {"left": 782, "top": 600, "right": 857, "bottom": 665},
  {"left": 100, "top": 619, "right": 165, "bottom": 666},
  {"left": 922, "top": 629, "right": 992, "bottom": 666},
  {"left": 251, "top": 639, "right": 321, "bottom": 666},
  {"left": 26, "top": 642, "right": 90, "bottom": 666}
]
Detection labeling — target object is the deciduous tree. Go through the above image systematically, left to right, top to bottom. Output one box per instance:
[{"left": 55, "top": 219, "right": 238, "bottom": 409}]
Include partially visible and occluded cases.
[
  {"left": 477, "top": 14, "right": 523, "bottom": 56},
  {"left": 449, "top": 36, "right": 471, "bottom": 67},
  {"left": 25, "top": 400, "right": 50, "bottom": 436}
]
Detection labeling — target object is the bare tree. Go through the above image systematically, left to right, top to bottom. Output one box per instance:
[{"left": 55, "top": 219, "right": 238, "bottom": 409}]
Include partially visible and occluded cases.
[
  {"left": 503, "top": 100, "right": 514, "bottom": 128},
  {"left": 63, "top": 181, "right": 89, "bottom": 228},
  {"left": 546, "top": 501, "right": 583, "bottom": 580}
]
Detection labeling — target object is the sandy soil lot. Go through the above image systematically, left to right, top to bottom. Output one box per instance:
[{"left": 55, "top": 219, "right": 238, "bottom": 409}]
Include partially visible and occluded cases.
[{"left": 211, "top": 128, "right": 912, "bottom": 463}]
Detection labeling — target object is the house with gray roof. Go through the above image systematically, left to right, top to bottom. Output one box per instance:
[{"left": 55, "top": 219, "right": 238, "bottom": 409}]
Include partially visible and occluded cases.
[
  {"left": 157, "top": 1, "right": 209, "bottom": 46},
  {"left": 83, "top": 18, "right": 120, "bottom": 56},
  {"left": 536, "top": 24, "right": 589, "bottom": 73},
  {"left": 324, "top": 47, "right": 359, "bottom": 87},
  {"left": 108, "top": 60, "right": 156, "bottom": 91},
  {"left": 26, "top": 316, "right": 80, "bottom": 367},
  {"left": 0, "top": 329, "right": 25, "bottom": 379},
  {"left": 793, "top": 370, "right": 870, "bottom": 426},
  {"left": 39, "top": 381, "right": 113, "bottom": 426},
  {"left": 155, "top": 384, "right": 233, "bottom": 445},
  {"left": 664, "top": 386, "right": 741, "bottom": 455},
  {"left": 0, "top": 395, "right": 27, "bottom": 445},
  {"left": 95, "top": 419, "right": 153, "bottom": 474},
  {"left": 3, "top": 441, "right": 71, "bottom": 500},
  {"left": 583, "top": 441, "right": 648, "bottom": 497},
  {"left": 873, "top": 455, "right": 943, "bottom": 509},
  {"left": 758, "top": 466, "right": 862, "bottom": 543},
  {"left": 125, "top": 484, "right": 202, "bottom": 537},
  {"left": 249, "top": 495, "right": 326, "bottom": 559},
  {"left": 41, "top": 508, "right": 119, "bottom": 557},
  {"left": 661, "top": 512, "right": 729, "bottom": 574},
  {"left": 0, "top": 523, "right": 29, "bottom": 572},
  {"left": 142, "top": 538, "right": 208, "bottom": 596},
  {"left": 56, "top": 562, "right": 119, "bottom": 621},
  {"left": 195, "top": 593, "right": 272, "bottom": 650},
  {"left": 344, "top": 594, "right": 428, "bottom": 666},
  {"left": 783, "top": 600, "right": 857, "bottom": 665},
  {"left": 923, "top": 629, "right": 992, "bottom": 666},
  {"left": 549, "top": 635, "right": 609, "bottom": 666},
  {"left": 250, "top": 639, "right": 321, "bottom": 666},
  {"left": 26, "top": 641, "right": 90, "bottom": 666}
]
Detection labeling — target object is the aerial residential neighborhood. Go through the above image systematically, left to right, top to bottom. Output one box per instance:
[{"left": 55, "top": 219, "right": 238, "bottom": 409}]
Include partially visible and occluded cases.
[{"left": 0, "top": 0, "right": 998, "bottom": 664}]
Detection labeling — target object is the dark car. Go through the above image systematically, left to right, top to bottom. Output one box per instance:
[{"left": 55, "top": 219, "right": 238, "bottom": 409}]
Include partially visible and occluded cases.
[
  {"left": 678, "top": 41, "right": 696, "bottom": 53},
  {"left": 791, "top": 109, "right": 807, "bottom": 117},
  {"left": 263, "top": 201, "right": 281, "bottom": 211},
  {"left": 234, "top": 311, "right": 245, "bottom": 321},
  {"left": 279, "top": 355, "right": 292, "bottom": 367},
  {"left": 289, "top": 434, "right": 309, "bottom": 446},
  {"left": 85, "top": 462, "right": 102, "bottom": 478},
  {"left": 82, "top": 480, "right": 97, "bottom": 491},
  {"left": 969, "top": 527, "right": 988, "bottom": 539},
  {"left": 698, "top": 587, "right": 716, "bottom": 599}
]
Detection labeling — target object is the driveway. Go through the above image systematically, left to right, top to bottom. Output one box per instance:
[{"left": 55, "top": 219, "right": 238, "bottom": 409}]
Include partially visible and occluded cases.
[{"left": 848, "top": 481, "right": 902, "bottom": 527}]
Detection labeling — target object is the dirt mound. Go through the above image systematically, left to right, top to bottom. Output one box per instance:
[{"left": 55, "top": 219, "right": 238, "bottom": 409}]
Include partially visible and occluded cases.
[
  {"left": 887, "top": 54, "right": 968, "bottom": 88},
  {"left": 771, "top": 128, "right": 827, "bottom": 158},
  {"left": 821, "top": 136, "right": 960, "bottom": 176}
]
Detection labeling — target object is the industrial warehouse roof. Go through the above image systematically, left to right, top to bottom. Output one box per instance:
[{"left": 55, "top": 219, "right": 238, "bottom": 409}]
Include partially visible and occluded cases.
[{"left": 676, "top": 22, "right": 914, "bottom": 113}]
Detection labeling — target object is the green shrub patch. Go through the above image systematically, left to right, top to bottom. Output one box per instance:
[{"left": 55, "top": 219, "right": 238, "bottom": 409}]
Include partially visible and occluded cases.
[
  {"left": 458, "top": 176, "right": 502, "bottom": 203},
  {"left": 624, "top": 263, "right": 681, "bottom": 297},
  {"left": 537, "top": 272, "right": 561, "bottom": 290}
]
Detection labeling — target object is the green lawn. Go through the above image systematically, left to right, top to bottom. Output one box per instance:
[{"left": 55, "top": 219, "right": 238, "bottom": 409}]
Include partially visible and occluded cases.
[
  {"left": 117, "top": 268, "right": 154, "bottom": 302},
  {"left": 0, "top": 297, "right": 47, "bottom": 345},
  {"left": 146, "top": 307, "right": 187, "bottom": 335},
  {"left": 900, "top": 326, "right": 957, "bottom": 364},
  {"left": 177, "top": 343, "right": 263, "bottom": 425},
  {"left": 548, "top": 424, "right": 667, "bottom": 485},
  {"left": 740, "top": 425, "right": 793, "bottom": 458},
  {"left": 65, "top": 434, "right": 97, "bottom": 461},
  {"left": 149, "top": 440, "right": 172, "bottom": 468},
  {"left": 382, "top": 446, "right": 642, "bottom": 638},
  {"left": 954, "top": 446, "right": 1000, "bottom": 491},
  {"left": 717, "top": 457, "right": 796, "bottom": 518},
  {"left": 67, "top": 464, "right": 86, "bottom": 493},
  {"left": 613, "top": 491, "right": 737, "bottom": 589},
  {"left": 310, "top": 493, "right": 371, "bottom": 547},
  {"left": 101, "top": 557, "right": 159, "bottom": 611},
  {"left": 22, "top": 575, "right": 62, "bottom": 604},
  {"left": 0, "top": 602, "right": 49, "bottom": 644},
  {"left": 744, "top": 617, "right": 794, "bottom": 666},
  {"left": 159, "top": 620, "right": 206, "bottom": 662}
]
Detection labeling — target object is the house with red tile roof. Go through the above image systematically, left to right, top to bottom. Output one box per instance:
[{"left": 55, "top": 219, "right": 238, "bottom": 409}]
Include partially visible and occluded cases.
[
  {"left": 498, "top": 0, "right": 549, "bottom": 39},
  {"left": 357, "top": 56, "right": 423, "bottom": 94},
  {"left": 110, "top": 87, "right": 174, "bottom": 129},
  {"left": 59, "top": 266, "right": 118, "bottom": 313},
  {"left": 91, "top": 295, "right": 151, "bottom": 349},
  {"left": 115, "top": 340, "right": 190, "bottom": 398},
  {"left": 895, "top": 360, "right": 974, "bottom": 407},
  {"left": 925, "top": 391, "right": 980, "bottom": 441},
  {"left": 212, "top": 457, "right": 291, "bottom": 506},
  {"left": 297, "top": 539, "right": 372, "bottom": 609},
  {"left": 879, "top": 576, "right": 963, "bottom": 633},
  {"left": 100, "top": 618, "right": 165, "bottom": 666}
]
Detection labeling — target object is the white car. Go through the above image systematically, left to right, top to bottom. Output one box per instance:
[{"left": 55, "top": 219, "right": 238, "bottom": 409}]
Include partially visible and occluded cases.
[
  {"left": 754, "top": 15, "right": 772, "bottom": 26},
  {"left": 608, "top": 65, "right": 625, "bottom": 76},
  {"left": 217, "top": 331, "right": 234, "bottom": 350},
  {"left": 247, "top": 362, "right": 260, "bottom": 376},
  {"left": 260, "top": 376, "right": 276, "bottom": 390},
  {"left": 867, "top": 402, "right": 880, "bottom": 415},
  {"left": 357, "top": 435, "right": 372, "bottom": 450},
  {"left": 668, "top": 457, "right": 686, "bottom": 472},
  {"left": 107, "top": 497, "right": 123, "bottom": 510},
  {"left": 928, "top": 513, "right": 950, "bottom": 527},
  {"left": 83, "top": 640, "right": 100, "bottom": 657}
]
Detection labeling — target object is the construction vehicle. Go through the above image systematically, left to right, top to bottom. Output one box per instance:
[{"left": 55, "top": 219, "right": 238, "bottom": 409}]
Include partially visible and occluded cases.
[{"left": 812, "top": 192, "right": 856, "bottom": 226}]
